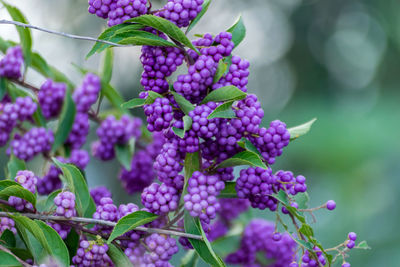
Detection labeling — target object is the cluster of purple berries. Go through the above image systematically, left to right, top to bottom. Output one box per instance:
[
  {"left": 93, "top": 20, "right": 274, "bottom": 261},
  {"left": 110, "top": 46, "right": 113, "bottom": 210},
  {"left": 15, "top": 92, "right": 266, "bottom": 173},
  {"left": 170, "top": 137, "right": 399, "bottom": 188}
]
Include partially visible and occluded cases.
[
  {"left": 88, "top": 0, "right": 148, "bottom": 26},
  {"left": 158, "top": 0, "right": 204, "bottom": 27},
  {"left": 0, "top": 45, "right": 24, "bottom": 79},
  {"left": 213, "top": 55, "right": 250, "bottom": 92},
  {"left": 73, "top": 73, "right": 101, "bottom": 113},
  {"left": 38, "top": 79, "right": 66, "bottom": 119},
  {"left": 144, "top": 97, "right": 174, "bottom": 132},
  {"left": 153, "top": 141, "right": 183, "bottom": 185},
  {"left": 9, "top": 170, "right": 37, "bottom": 211},
  {"left": 184, "top": 171, "right": 225, "bottom": 224},
  {"left": 141, "top": 182, "right": 180, "bottom": 214},
  {"left": 0, "top": 217, "right": 17, "bottom": 235},
  {"left": 226, "top": 219, "right": 297, "bottom": 267},
  {"left": 72, "top": 239, "right": 112, "bottom": 266}
]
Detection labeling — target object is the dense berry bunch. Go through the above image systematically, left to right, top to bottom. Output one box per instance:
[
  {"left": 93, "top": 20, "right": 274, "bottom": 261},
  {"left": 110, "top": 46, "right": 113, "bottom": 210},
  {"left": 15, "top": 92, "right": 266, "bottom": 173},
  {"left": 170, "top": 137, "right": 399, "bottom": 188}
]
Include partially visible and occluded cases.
[
  {"left": 88, "top": 0, "right": 113, "bottom": 19},
  {"left": 107, "top": 0, "right": 148, "bottom": 26},
  {"left": 158, "top": 0, "right": 204, "bottom": 27},
  {"left": 199, "top": 32, "right": 235, "bottom": 62},
  {"left": 0, "top": 45, "right": 24, "bottom": 79},
  {"left": 140, "top": 45, "right": 184, "bottom": 93},
  {"left": 174, "top": 55, "right": 217, "bottom": 103},
  {"left": 213, "top": 55, "right": 250, "bottom": 92},
  {"left": 72, "top": 73, "right": 101, "bottom": 113},
  {"left": 38, "top": 79, "right": 66, "bottom": 119},
  {"left": 232, "top": 94, "right": 264, "bottom": 135},
  {"left": 14, "top": 96, "right": 37, "bottom": 121},
  {"left": 144, "top": 97, "right": 173, "bottom": 132},
  {"left": 0, "top": 101, "right": 18, "bottom": 146},
  {"left": 189, "top": 102, "right": 219, "bottom": 138},
  {"left": 66, "top": 113, "right": 90, "bottom": 149},
  {"left": 250, "top": 120, "right": 290, "bottom": 164},
  {"left": 10, "top": 127, "right": 54, "bottom": 161},
  {"left": 154, "top": 141, "right": 183, "bottom": 183},
  {"left": 69, "top": 149, "right": 90, "bottom": 169},
  {"left": 119, "top": 149, "right": 157, "bottom": 194},
  {"left": 37, "top": 165, "right": 62, "bottom": 195},
  {"left": 235, "top": 167, "right": 278, "bottom": 210},
  {"left": 9, "top": 170, "right": 37, "bottom": 211},
  {"left": 274, "top": 170, "right": 307, "bottom": 195},
  {"left": 184, "top": 171, "right": 225, "bottom": 223},
  {"left": 141, "top": 182, "right": 179, "bottom": 214},
  {"left": 90, "top": 186, "right": 112, "bottom": 206},
  {"left": 54, "top": 191, "right": 76, "bottom": 218},
  {"left": 92, "top": 197, "right": 118, "bottom": 233},
  {"left": 0, "top": 217, "right": 17, "bottom": 235},
  {"left": 226, "top": 219, "right": 297, "bottom": 267},
  {"left": 346, "top": 232, "right": 357, "bottom": 249},
  {"left": 143, "top": 233, "right": 179, "bottom": 266},
  {"left": 72, "top": 239, "right": 111, "bottom": 266},
  {"left": 301, "top": 247, "right": 327, "bottom": 266}
]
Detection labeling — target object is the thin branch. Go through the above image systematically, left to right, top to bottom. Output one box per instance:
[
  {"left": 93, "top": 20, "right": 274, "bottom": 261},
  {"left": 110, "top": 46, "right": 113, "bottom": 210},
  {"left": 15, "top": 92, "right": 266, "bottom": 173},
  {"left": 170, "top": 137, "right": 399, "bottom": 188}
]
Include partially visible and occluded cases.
[
  {"left": 0, "top": 20, "right": 127, "bottom": 47},
  {"left": 9, "top": 78, "right": 40, "bottom": 93},
  {"left": 0, "top": 212, "right": 203, "bottom": 240},
  {"left": 0, "top": 244, "right": 32, "bottom": 267}
]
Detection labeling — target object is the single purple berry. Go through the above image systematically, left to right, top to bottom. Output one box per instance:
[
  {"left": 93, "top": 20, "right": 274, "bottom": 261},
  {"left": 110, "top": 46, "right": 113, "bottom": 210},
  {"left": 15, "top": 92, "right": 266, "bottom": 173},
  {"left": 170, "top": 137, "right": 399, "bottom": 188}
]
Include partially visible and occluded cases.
[{"left": 326, "top": 200, "right": 336, "bottom": 211}]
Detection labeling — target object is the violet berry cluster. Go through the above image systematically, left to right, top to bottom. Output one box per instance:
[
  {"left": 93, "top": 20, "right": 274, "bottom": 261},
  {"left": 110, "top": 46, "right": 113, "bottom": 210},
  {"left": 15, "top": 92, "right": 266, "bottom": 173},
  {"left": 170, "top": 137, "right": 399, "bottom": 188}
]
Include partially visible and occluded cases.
[
  {"left": 0, "top": 45, "right": 24, "bottom": 79},
  {"left": 8, "top": 170, "right": 37, "bottom": 211},
  {"left": 72, "top": 238, "right": 112, "bottom": 266}
]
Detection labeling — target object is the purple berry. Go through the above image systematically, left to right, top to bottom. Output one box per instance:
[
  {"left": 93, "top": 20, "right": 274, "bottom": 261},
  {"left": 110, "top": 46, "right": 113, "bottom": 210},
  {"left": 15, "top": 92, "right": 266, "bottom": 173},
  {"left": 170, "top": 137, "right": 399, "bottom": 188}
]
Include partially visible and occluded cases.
[
  {"left": 108, "top": 0, "right": 148, "bottom": 26},
  {"left": 158, "top": 0, "right": 204, "bottom": 28},
  {"left": 0, "top": 45, "right": 24, "bottom": 79},
  {"left": 213, "top": 55, "right": 249, "bottom": 92},
  {"left": 73, "top": 73, "right": 101, "bottom": 113},
  {"left": 38, "top": 79, "right": 66, "bottom": 119},
  {"left": 232, "top": 94, "right": 264, "bottom": 135},
  {"left": 14, "top": 96, "right": 37, "bottom": 122},
  {"left": 144, "top": 97, "right": 173, "bottom": 132},
  {"left": 0, "top": 102, "right": 18, "bottom": 146},
  {"left": 188, "top": 102, "right": 219, "bottom": 139},
  {"left": 66, "top": 113, "right": 90, "bottom": 149},
  {"left": 153, "top": 141, "right": 183, "bottom": 184},
  {"left": 68, "top": 149, "right": 90, "bottom": 169},
  {"left": 9, "top": 170, "right": 37, "bottom": 211},
  {"left": 141, "top": 183, "right": 179, "bottom": 215},
  {"left": 90, "top": 186, "right": 112, "bottom": 206},
  {"left": 54, "top": 191, "right": 76, "bottom": 218},
  {"left": 326, "top": 200, "right": 336, "bottom": 211},
  {"left": 0, "top": 217, "right": 17, "bottom": 235},
  {"left": 348, "top": 232, "right": 357, "bottom": 241},
  {"left": 143, "top": 233, "right": 179, "bottom": 265},
  {"left": 72, "top": 238, "right": 111, "bottom": 266}
]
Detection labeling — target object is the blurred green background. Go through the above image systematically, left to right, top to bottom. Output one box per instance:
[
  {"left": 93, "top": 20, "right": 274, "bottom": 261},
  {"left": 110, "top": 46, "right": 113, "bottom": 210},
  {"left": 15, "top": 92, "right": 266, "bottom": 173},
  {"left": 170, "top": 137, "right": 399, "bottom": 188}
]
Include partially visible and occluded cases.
[{"left": 1, "top": 0, "right": 400, "bottom": 266}]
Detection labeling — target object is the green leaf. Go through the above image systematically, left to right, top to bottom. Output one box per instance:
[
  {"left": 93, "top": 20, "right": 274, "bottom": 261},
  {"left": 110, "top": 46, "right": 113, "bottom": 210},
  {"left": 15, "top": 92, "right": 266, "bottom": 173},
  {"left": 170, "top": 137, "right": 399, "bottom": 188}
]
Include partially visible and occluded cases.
[
  {"left": 186, "top": 0, "right": 212, "bottom": 33},
  {"left": 2, "top": 1, "right": 32, "bottom": 68},
  {"left": 127, "top": 15, "right": 199, "bottom": 53},
  {"left": 227, "top": 15, "right": 246, "bottom": 48},
  {"left": 87, "top": 24, "right": 141, "bottom": 58},
  {"left": 117, "top": 31, "right": 178, "bottom": 47},
  {"left": 101, "top": 48, "right": 114, "bottom": 84},
  {"left": 213, "top": 60, "right": 227, "bottom": 84},
  {"left": 0, "top": 77, "right": 6, "bottom": 100},
  {"left": 101, "top": 83, "right": 126, "bottom": 114},
  {"left": 201, "top": 86, "right": 246, "bottom": 104},
  {"left": 144, "top": 91, "right": 164, "bottom": 105},
  {"left": 52, "top": 92, "right": 76, "bottom": 153},
  {"left": 171, "top": 92, "right": 195, "bottom": 115},
  {"left": 121, "top": 98, "right": 146, "bottom": 109},
  {"left": 207, "top": 101, "right": 235, "bottom": 119},
  {"left": 31, "top": 104, "right": 47, "bottom": 127},
  {"left": 173, "top": 115, "right": 192, "bottom": 139},
  {"left": 288, "top": 118, "right": 317, "bottom": 141},
  {"left": 237, "top": 138, "right": 262, "bottom": 158},
  {"left": 115, "top": 139, "right": 135, "bottom": 171},
  {"left": 216, "top": 151, "right": 267, "bottom": 169},
  {"left": 180, "top": 152, "right": 200, "bottom": 205},
  {"left": 6, "top": 155, "right": 26, "bottom": 180},
  {"left": 52, "top": 159, "right": 95, "bottom": 217},
  {"left": 0, "top": 180, "right": 20, "bottom": 191},
  {"left": 218, "top": 181, "right": 237, "bottom": 198},
  {"left": 0, "top": 185, "right": 36, "bottom": 207},
  {"left": 273, "top": 190, "right": 306, "bottom": 223},
  {"left": 294, "top": 192, "right": 309, "bottom": 209},
  {"left": 107, "top": 211, "right": 158, "bottom": 244},
  {"left": 184, "top": 212, "right": 226, "bottom": 267},
  {"left": 11, "top": 214, "right": 52, "bottom": 261},
  {"left": 35, "top": 221, "right": 70, "bottom": 266},
  {"left": 299, "top": 224, "right": 314, "bottom": 238},
  {"left": 64, "top": 228, "right": 79, "bottom": 263},
  {"left": 1, "top": 229, "right": 16, "bottom": 247},
  {"left": 294, "top": 239, "right": 314, "bottom": 250},
  {"left": 356, "top": 241, "right": 371, "bottom": 250},
  {"left": 107, "top": 244, "right": 134, "bottom": 267},
  {"left": 9, "top": 248, "right": 31, "bottom": 262},
  {"left": 180, "top": 250, "right": 199, "bottom": 267},
  {"left": 0, "top": 251, "right": 22, "bottom": 267}
]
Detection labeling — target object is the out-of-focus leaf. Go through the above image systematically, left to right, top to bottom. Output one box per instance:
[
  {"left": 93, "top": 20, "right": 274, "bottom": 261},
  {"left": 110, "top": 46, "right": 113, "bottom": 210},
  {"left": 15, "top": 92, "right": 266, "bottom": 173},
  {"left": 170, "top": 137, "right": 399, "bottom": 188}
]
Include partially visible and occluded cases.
[
  {"left": 186, "top": 0, "right": 212, "bottom": 33},
  {"left": 227, "top": 15, "right": 246, "bottom": 48},
  {"left": 101, "top": 48, "right": 114, "bottom": 84},
  {"left": 201, "top": 86, "right": 246, "bottom": 104},
  {"left": 52, "top": 92, "right": 76, "bottom": 153},
  {"left": 121, "top": 98, "right": 146, "bottom": 109},
  {"left": 207, "top": 101, "right": 236, "bottom": 119},
  {"left": 288, "top": 118, "right": 317, "bottom": 141},
  {"left": 216, "top": 151, "right": 267, "bottom": 169},
  {"left": 6, "top": 154, "right": 26, "bottom": 180},
  {"left": 218, "top": 182, "right": 237, "bottom": 198},
  {"left": 0, "top": 185, "right": 36, "bottom": 207},
  {"left": 0, "top": 229, "right": 16, "bottom": 247},
  {"left": 107, "top": 244, "right": 134, "bottom": 267},
  {"left": 0, "top": 251, "right": 22, "bottom": 267}
]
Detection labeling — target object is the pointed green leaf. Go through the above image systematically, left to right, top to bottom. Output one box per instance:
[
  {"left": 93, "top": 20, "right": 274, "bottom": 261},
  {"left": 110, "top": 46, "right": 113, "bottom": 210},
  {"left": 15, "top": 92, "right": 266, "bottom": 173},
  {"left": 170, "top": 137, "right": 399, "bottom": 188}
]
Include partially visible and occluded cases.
[
  {"left": 186, "top": 0, "right": 212, "bottom": 33},
  {"left": 2, "top": 1, "right": 32, "bottom": 68},
  {"left": 127, "top": 15, "right": 199, "bottom": 52},
  {"left": 227, "top": 15, "right": 246, "bottom": 48},
  {"left": 117, "top": 31, "right": 178, "bottom": 47},
  {"left": 101, "top": 48, "right": 114, "bottom": 84},
  {"left": 213, "top": 60, "right": 227, "bottom": 84},
  {"left": 0, "top": 77, "right": 6, "bottom": 100},
  {"left": 102, "top": 82, "right": 126, "bottom": 114},
  {"left": 201, "top": 86, "right": 246, "bottom": 104},
  {"left": 52, "top": 91, "right": 76, "bottom": 153},
  {"left": 144, "top": 91, "right": 164, "bottom": 105},
  {"left": 171, "top": 92, "right": 195, "bottom": 115},
  {"left": 121, "top": 98, "right": 146, "bottom": 109},
  {"left": 207, "top": 101, "right": 236, "bottom": 119},
  {"left": 173, "top": 115, "right": 192, "bottom": 139},
  {"left": 288, "top": 118, "right": 317, "bottom": 141},
  {"left": 237, "top": 138, "right": 263, "bottom": 158},
  {"left": 216, "top": 151, "right": 267, "bottom": 169},
  {"left": 180, "top": 152, "right": 200, "bottom": 205},
  {"left": 52, "top": 159, "right": 95, "bottom": 217},
  {"left": 0, "top": 180, "right": 20, "bottom": 191},
  {"left": 0, "top": 185, "right": 36, "bottom": 207},
  {"left": 43, "top": 189, "right": 62, "bottom": 212},
  {"left": 107, "top": 211, "right": 158, "bottom": 243},
  {"left": 184, "top": 212, "right": 226, "bottom": 267},
  {"left": 35, "top": 220, "right": 70, "bottom": 266},
  {"left": 64, "top": 228, "right": 79, "bottom": 262},
  {"left": 1, "top": 229, "right": 16, "bottom": 247},
  {"left": 356, "top": 241, "right": 371, "bottom": 250},
  {"left": 107, "top": 244, "right": 134, "bottom": 267},
  {"left": 0, "top": 251, "right": 22, "bottom": 267}
]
